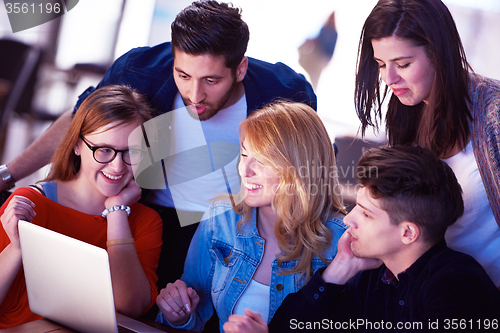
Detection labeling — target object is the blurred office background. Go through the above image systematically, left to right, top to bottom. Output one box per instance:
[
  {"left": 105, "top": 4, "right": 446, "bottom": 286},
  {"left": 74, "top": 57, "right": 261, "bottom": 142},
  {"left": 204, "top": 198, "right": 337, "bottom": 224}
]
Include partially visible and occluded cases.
[{"left": 0, "top": 0, "right": 499, "bottom": 200}]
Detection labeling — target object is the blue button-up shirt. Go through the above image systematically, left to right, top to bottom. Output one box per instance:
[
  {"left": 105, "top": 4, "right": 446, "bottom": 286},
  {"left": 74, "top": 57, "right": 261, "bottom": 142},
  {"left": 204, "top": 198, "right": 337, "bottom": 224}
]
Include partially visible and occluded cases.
[{"left": 75, "top": 42, "right": 317, "bottom": 118}]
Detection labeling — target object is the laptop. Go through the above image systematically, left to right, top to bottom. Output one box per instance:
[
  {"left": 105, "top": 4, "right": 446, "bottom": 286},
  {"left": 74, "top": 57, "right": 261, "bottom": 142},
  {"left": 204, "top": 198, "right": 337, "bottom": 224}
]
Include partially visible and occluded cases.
[{"left": 18, "top": 220, "right": 165, "bottom": 333}]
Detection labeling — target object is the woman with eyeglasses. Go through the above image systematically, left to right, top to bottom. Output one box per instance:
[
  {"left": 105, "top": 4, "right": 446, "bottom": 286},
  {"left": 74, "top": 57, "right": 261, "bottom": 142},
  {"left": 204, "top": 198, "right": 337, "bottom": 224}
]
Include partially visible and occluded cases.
[{"left": 0, "top": 85, "right": 162, "bottom": 328}]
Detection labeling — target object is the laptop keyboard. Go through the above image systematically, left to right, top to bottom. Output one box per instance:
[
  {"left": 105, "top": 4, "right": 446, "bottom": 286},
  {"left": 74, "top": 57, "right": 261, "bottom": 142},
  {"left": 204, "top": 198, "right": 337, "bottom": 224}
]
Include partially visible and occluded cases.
[{"left": 118, "top": 324, "right": 138, "bottom": 333}]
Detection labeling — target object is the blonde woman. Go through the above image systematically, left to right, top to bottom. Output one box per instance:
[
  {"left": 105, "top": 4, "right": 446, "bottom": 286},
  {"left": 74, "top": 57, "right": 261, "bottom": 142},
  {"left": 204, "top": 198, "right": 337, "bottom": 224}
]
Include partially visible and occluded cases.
[{"left": 156, "top": 101, "right": 347, "bottom": 332}]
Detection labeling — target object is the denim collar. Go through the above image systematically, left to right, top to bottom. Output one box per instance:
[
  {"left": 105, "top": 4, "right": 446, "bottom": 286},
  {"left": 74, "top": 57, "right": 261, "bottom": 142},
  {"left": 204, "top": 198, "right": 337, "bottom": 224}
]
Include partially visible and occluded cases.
[{"left": 235, "top": 207, "right": 261, "bottom": 238}]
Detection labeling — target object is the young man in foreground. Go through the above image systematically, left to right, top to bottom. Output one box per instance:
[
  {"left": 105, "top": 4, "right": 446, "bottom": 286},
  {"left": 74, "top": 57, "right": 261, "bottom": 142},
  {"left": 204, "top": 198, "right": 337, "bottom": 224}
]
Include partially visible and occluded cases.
[{"left": 224, "top": 145, "right": 500, "bottom": 332}]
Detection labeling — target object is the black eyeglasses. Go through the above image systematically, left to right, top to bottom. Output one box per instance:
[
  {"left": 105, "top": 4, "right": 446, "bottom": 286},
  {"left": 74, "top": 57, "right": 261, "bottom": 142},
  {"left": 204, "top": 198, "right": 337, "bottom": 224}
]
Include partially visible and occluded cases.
[{"left": 80, "top": 136, "right": 144, "bottom": 166}]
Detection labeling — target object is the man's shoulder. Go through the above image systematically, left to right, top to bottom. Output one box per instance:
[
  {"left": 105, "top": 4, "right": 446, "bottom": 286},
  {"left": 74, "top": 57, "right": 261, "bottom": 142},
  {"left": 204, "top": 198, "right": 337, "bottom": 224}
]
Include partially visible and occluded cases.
[
  {"left": 96, "top": 42, "right": 176, "bottom": 115},
  {"left": 119, "top": 42, "right": 174, "bottom": 78},
  {"left": 245, "top": 57, "right": 317, "bottom": 111},
  {"left": 246, "top": 57, "right": 306, "bottom": 84},
  {"left": 416, "top": 246, "right": 500, "bottom": 317},
  {"left": 418, "top": 246, "right": 497, "bottom": 290},
  {"left": 429, "top": 246, "right": 484, "bottom": 268}
]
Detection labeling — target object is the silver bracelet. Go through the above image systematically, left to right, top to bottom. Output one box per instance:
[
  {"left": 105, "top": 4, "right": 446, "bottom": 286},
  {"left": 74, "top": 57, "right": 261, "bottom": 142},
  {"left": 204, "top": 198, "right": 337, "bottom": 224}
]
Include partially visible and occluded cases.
[
  {"left": 0, "top": 164, "right": 15, "bottom": 190},
  {"left": 102, "top": 205, "right": 131, "bottom": 218}
]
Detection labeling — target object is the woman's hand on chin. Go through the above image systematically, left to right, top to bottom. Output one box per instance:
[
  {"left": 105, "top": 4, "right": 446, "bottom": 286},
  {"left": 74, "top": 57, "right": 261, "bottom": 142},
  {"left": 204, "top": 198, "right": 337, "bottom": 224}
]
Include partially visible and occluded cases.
[{"left": 105, "top": 179, "right": 141, "bottom": 208}]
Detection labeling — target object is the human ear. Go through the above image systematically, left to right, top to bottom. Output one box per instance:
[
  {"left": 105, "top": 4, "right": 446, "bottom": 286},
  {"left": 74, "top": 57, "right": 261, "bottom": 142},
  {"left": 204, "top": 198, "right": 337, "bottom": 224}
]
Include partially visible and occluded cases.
[
  {"left": 235, "top": 56, "right": 248, "bottom": 82},
  {"left": 73, "top": 138, "right": 83, "bottom": 156},
  {"left": 401, "top": 222, "right": 420, "bottom": 245}
]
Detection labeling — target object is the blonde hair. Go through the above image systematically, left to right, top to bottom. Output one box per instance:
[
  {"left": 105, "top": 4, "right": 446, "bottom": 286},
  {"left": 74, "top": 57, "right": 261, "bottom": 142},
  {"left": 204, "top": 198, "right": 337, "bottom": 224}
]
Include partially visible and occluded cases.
[{"left": 235, "top": 101, "right": 345, "bottom": 283}]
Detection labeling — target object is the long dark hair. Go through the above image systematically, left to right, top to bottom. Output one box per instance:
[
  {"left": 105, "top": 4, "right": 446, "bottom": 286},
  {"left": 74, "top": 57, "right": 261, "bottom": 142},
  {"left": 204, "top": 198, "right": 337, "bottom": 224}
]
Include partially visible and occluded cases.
[{"left": 355, "top": 0, "right": 473, "bottom": 157}]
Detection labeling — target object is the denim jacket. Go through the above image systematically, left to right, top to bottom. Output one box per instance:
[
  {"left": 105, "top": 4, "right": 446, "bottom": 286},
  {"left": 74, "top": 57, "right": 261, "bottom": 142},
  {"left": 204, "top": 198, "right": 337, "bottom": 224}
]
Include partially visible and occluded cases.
[{"left": 156, "top": 200, "right": 347, "bottom": 332}]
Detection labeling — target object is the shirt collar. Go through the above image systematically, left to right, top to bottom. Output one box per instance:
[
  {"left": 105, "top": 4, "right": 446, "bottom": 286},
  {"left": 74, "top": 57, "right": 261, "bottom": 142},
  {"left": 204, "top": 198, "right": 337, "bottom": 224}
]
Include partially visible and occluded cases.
[
  {"left": 236, "top": 207, "right": 261, "bottom": 237},
  {"left": 379, "top": 239, "right": 448, "bottom": 286},
  {"left": 381, "top": 267, "right": 400, "bottom": 286}
]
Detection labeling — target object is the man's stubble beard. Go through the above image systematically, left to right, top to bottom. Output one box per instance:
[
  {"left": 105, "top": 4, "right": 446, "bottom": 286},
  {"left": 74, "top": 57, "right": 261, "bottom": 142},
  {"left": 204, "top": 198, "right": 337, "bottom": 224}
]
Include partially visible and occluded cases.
[{"left": 184, "top": 79, "right": 237, "bottom": 121}]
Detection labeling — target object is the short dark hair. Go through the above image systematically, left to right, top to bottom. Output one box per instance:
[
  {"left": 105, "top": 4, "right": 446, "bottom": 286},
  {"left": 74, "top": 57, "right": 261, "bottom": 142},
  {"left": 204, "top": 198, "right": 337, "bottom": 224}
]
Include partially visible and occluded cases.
[
  {"left": 171, "top": 0, "right": 249, "bottom": 71},
  {"left": 355, "top": 0, "right": 472, "bottom": 158},
  {"left": 356, "top": 145, "right": 464, "bottom": 244}
]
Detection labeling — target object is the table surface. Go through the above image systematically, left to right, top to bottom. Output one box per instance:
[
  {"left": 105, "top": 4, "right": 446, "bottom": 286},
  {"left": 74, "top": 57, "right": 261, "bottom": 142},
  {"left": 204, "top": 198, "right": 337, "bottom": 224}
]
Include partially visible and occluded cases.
[
  {"left": 0, "top": 318, "right": 194, "bottom": 333},
  {"left": 0, "top": 319, "right": 75, "bottom": 333}
]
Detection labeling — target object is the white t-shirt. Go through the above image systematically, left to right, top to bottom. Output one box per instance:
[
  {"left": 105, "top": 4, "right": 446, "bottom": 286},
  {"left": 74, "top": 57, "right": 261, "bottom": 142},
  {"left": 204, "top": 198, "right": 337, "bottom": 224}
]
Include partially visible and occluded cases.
[
  {"left": 148, "top": 93, "right": 247, "bottom": 219},
  {"left": 443, "top": 140, "right": 500, "bottom": 286},
  {"left": 232, "top": 279, "right": 270, "bottom": 324}
]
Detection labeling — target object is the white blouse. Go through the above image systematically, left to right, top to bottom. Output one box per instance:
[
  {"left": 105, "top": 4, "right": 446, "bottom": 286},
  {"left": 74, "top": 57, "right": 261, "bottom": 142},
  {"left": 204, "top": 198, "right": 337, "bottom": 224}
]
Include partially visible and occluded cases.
[
  {"left": 443, "top": 140, "right": 500, "bottom": 286},
  {"left": 232, "top": 279, "right": 270, "bottom": 323}
]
